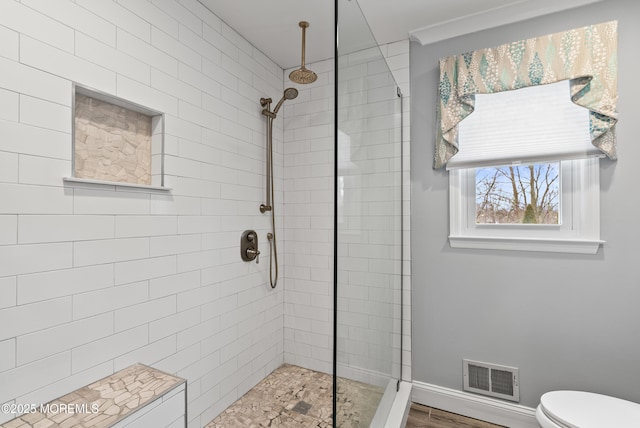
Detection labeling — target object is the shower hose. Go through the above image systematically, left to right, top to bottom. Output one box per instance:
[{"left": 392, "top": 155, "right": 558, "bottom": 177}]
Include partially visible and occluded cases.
[{"left": 267, "top": 115, "right": 278, "bottom": 289}]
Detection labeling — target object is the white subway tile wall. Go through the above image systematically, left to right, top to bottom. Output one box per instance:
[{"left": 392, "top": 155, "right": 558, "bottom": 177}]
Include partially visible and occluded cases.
[
  {"left": 0, "top": 1, "right": 411, "bottom": 425},
  {"left": 0, "top": 1, "right": 283, "bottom": 426}
]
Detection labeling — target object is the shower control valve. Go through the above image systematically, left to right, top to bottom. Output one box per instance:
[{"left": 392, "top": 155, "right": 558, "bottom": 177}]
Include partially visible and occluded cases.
[{"left": 241, "top": 230, "right": 260, "bottom": 264}]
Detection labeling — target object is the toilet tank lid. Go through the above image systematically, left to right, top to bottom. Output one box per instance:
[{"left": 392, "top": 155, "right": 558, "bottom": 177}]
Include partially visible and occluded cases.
[{"left": 541, "top": 391, "right": 640, "bottom": 428}]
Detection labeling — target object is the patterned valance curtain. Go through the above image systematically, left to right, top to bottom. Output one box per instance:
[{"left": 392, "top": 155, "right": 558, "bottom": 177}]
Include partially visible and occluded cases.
[{"left": 434, "top": 20, "right": 618, "bottom": 169}]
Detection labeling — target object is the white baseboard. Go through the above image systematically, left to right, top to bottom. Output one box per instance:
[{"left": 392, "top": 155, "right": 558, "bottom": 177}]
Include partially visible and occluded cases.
[{"left": 412, "top": 381, "right": 539, "bottom": 428}]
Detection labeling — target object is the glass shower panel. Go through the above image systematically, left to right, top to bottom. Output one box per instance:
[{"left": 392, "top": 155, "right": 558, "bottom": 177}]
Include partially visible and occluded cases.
[{"left": 334, "top": 0, "right": 403, "bottom": 426}]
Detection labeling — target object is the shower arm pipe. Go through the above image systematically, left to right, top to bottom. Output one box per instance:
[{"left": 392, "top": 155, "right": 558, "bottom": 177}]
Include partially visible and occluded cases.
[{"left": 300, "top": 22, "right": 308, "bottom": 69}]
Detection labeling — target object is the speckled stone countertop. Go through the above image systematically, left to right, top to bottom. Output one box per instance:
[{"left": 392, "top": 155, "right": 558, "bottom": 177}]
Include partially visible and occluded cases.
[{"left": 1, "top": 363, "right": 185, "bottom": 428}]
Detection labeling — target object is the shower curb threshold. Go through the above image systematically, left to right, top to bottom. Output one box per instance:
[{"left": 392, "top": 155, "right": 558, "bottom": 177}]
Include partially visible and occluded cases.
[{"left": 384, "top": 381, "right": 412, "bottom": 427}]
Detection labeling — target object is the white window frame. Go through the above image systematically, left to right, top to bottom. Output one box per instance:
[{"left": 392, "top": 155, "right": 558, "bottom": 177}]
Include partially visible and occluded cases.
[{"left": 449, "top": 157, "right": 604, "bottom": 254}]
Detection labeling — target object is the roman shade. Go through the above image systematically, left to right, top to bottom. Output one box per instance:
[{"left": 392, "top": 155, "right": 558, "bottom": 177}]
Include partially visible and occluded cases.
[{"left": 448, "top": 80, "right": 598, "bottom": 169}]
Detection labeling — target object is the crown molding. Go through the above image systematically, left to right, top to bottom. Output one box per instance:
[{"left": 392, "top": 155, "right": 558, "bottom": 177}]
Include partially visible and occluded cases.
[{"left": 409, "top": 0, "right": 603, "bottom": 46}]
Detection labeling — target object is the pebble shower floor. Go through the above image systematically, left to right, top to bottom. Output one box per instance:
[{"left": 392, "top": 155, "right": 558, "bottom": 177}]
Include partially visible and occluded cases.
[{"left": 206, "top": 364, "right": 384, "bottom": 427}]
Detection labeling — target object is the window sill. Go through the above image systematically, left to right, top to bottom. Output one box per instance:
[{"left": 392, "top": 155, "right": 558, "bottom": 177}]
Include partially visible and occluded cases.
[
  {"left": 63, "top": 177, "right": 171, "bottom": 192},
  {"left": 449, "top": 235, "right": 604, "bottom": 254}
]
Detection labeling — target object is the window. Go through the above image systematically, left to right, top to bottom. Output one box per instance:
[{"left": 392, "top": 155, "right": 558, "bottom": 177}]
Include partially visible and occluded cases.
[
  {"left": 449, "top": 81, "right": 604, "bottom": 254},
  {"left": 475, "top": 163, "right": 559, "bottom": 225}
]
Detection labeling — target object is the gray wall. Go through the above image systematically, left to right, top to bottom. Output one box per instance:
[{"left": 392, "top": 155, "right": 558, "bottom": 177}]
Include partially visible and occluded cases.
[{"left": 410, "top": 0, "right": 640, "bottom": 408}]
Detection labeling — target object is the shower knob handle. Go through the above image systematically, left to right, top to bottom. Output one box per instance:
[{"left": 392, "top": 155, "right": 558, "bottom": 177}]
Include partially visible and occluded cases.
[{"left": 246, "top": 247, "right": 260, "bottom": 264}]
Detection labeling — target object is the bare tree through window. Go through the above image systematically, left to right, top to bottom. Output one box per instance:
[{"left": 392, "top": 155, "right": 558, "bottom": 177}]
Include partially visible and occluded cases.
[{"left": 475, "top": 163, "right": 559, "bottom": 224}]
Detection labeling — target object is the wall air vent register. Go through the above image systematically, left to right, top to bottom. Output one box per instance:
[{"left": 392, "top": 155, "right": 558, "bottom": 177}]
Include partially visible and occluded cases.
[{"left": 463, "top": 359, "right": 520, "bottom": 402}]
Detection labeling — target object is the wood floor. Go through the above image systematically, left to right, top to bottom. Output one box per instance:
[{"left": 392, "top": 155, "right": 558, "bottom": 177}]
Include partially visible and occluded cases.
[{"left": 406, "top": 403, "right": 505, "bottom": 428}]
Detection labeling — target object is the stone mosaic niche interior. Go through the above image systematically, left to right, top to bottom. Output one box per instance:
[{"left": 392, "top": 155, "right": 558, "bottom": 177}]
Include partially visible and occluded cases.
[{"left": 74, "top": 91, "right": 160, "bottom": 186}]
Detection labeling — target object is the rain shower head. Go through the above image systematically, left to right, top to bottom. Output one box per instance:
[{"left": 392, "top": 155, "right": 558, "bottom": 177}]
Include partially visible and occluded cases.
[
  {"left": 289, "top": 21, "right": 317, "bottom": 84},
  {"left": 289, "top": 67, "right": 317, "bottom": 85},
  {"left": 272, "top": 87, "right": 298, "bottom": 115}
]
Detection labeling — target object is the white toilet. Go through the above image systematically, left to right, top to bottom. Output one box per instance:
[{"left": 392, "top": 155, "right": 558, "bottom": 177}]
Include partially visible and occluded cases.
[{"left": 536, "top": 390, "right": 640, "bottom": 427}]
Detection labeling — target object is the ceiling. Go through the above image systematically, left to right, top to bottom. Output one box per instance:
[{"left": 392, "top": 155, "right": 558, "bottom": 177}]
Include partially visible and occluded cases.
[{"left": 198, "top": 0, "right": 603, "bottom": 70}]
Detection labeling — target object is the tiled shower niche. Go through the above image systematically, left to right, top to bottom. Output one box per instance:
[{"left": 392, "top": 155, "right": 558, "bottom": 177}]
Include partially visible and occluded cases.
[{"left": 73, "top": 86, "right": 164, "bottom": 187}]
